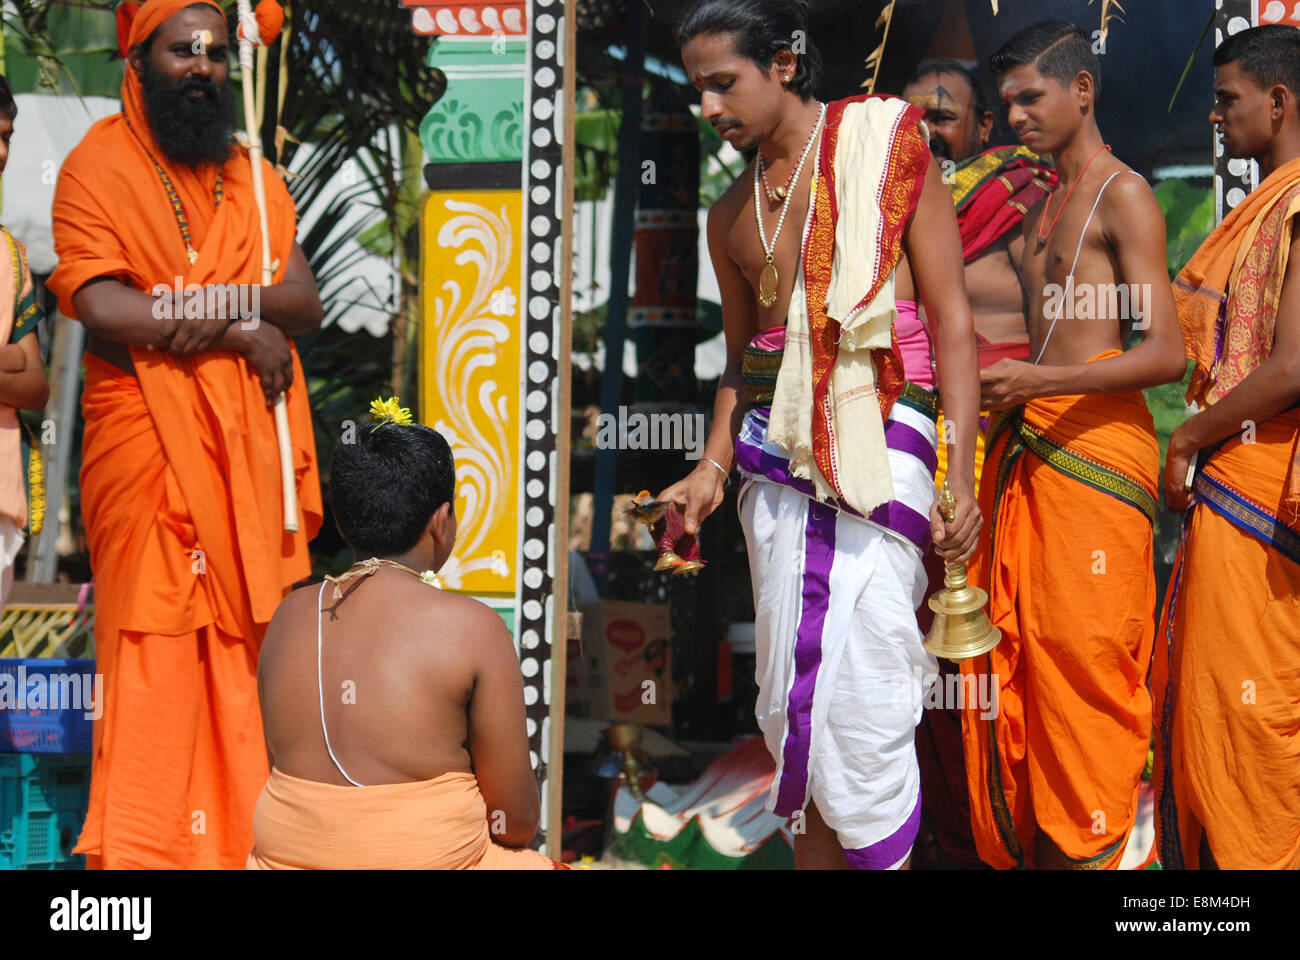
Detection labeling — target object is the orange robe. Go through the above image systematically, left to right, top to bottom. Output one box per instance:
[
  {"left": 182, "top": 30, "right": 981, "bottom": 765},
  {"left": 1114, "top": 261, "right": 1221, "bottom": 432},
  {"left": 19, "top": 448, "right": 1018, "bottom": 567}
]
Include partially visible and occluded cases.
[
  {"left": 47, "top": 0, "right": 322, "bottom": 868},
  {"left": 1154, "top": 158, "right": 1300, "bottom": 870},
  {"left": 959, "top": 357, "right": 1159, "bottom": 869},
  {"left": 1153, "top": 412, "right": 1300, "bottom": 869},
  {"left": 247, "top": 768, "right": 564, "bottom": 870}
]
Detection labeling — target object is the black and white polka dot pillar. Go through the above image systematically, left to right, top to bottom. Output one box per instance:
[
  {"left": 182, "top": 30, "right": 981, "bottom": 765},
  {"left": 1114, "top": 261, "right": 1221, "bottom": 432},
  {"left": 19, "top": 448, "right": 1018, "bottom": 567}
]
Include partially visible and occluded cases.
[
  {"left": 520, "top": 0, "right": 566, "bottom": 852},
  {"left": 1215, "top": 0, "right": 1257, "bottom": 222}
]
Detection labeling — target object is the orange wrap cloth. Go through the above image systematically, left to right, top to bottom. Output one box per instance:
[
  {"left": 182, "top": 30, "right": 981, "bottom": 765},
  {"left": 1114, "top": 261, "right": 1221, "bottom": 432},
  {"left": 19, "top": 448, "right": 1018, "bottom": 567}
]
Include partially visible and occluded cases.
[
  {"left": 47, "top": 0, "right": 323, "bottom": 869},
  {"left": 1174, "top": 156, "right": 1300, "bottom": 520},
  {"left": 1155, "top": 159, "right": 1300, "bottom": 870},
  {"left": 959, "top": 358, "right": 1159, "bottom": 869},
  {"left": 1153, "top": 411, "right": 1300, "bottom": 869},
  {"left": 247, "top": 768, "right": 564, "bottom": 869}
]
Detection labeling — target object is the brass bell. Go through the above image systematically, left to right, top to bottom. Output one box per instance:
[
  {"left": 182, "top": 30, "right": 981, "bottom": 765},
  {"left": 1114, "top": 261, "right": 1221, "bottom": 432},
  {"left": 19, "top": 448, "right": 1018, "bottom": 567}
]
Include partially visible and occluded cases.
[{"left": 923, "top": 482, "right": 1002, "bottom": 661}]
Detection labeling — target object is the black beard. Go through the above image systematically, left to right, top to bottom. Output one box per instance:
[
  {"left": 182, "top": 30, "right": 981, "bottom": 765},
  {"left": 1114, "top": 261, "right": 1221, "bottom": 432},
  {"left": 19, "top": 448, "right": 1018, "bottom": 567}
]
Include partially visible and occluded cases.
[
  {"left": 140, "top": 58, "right": 236, "bottom": 167},
  {"left": 929, "top": 135, "right": 953, "bottom": 162}
]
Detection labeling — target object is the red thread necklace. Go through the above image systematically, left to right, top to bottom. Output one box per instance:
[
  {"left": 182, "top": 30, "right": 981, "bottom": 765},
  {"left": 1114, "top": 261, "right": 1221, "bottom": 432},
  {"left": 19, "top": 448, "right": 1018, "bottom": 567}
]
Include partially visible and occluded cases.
[{"left": 1036, "top": 143, "right": 1110, "bottom": 246}]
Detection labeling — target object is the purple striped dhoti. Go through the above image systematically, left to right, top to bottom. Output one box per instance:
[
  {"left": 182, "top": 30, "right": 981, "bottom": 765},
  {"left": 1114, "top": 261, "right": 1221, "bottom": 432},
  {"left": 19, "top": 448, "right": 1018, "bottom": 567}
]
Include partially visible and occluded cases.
[{"left": 737, "top": 403, "right": 938, "bottom": 869}]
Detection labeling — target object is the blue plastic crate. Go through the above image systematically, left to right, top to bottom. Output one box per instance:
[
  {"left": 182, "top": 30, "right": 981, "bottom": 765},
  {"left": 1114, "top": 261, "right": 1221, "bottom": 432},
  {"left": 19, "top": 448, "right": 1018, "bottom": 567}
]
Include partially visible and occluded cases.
[
  {"left": 0, "top": 659, "right": 96, "bottom": 754},
  {"left": 0, "top": 753, "right": 89, "bottom": 869}
]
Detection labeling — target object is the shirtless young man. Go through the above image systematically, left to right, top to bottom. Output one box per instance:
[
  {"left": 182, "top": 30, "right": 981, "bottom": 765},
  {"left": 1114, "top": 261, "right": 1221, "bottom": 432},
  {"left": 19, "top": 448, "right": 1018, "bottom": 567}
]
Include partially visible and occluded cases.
[
  {"left": 663, "top": 0, "right": 982, "bottom": 870},
  {"left": 956, "top": 20, "right": 1187, "bottom": 870},
  {"left": 1154, "top": 23, "right": 1300, "bottom": 870},
  {"left": 900, "top": 59, "right": 1054, "bottom": 868},
  {"left": 251, "top": 417, "right": 560, "bottom": 869}
]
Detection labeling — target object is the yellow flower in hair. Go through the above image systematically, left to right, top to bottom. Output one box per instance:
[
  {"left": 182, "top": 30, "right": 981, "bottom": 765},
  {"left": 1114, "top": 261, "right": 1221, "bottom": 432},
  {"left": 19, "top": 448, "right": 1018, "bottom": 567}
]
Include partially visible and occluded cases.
[{"left": 369, "top": 396, "right": 413, "bottom": 428}]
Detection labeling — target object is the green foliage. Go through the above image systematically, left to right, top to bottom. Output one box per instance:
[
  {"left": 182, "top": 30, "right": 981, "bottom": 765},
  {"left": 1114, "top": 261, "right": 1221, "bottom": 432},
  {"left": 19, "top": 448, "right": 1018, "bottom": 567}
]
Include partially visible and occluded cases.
[
  {"left": 3, "top": 1, "right": 121, "bottom": 97},
  {"left": 277, "top": 2, "right": 443, "bottom": 476},
  {"left": 574, "top": 92, "right": 739, "bottom": 207},
  {"left": 574, "top": 107, "right": 618, "bottom": 203},
  {"left": 1145, "top": 175, "right": 1212, "bottom": 460},
  {"left": 1145, "top": 177, "right": 1209, "bottom": 579},
  {"left": 1154, "top": 177, "right": 1215, "bottom": 280}
]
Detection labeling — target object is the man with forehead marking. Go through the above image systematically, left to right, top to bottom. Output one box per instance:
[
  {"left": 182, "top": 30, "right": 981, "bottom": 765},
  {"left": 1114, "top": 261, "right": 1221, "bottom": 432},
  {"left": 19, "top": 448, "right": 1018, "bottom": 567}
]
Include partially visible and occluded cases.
[
  {"left": 48, "top": 0, "right": 324, "bottom": 868},
  {"left": 664, "top": 0, "right": 982, "bottom": 870},
  {"left": 957, "top": 21, "right": 1185, "bottom": 870},
  {"left": 899, "top": 58, "right": 1055, "bottom": 869},
  {"left": 901, "top": 60, "right": 1056, "bottom": 490}
]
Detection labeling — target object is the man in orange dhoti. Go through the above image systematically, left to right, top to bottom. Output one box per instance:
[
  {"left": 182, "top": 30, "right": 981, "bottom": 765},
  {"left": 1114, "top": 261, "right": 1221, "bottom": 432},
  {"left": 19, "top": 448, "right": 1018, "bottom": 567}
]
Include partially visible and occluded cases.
[
  {"left": 47, "top": 0, "right": 323, "bottom": 868},
  {"left": 957, "top": 22, "right": 1186, "bottom": 869},
  {"left": 1155, "top": 25, "right": 1300, "bottom": 870},
  {"left": 901, "top": 60, "right": 1054, "bottom": 868},
  {"left": 901, "top": 60, "right": 1056, "bottom": 494}
]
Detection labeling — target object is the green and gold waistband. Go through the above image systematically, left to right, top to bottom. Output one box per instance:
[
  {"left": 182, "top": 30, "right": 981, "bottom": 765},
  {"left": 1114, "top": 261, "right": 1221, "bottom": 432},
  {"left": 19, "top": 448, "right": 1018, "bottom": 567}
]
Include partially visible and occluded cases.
[
  {"left": 741, "top": 341, "right": 782, "bottom": 411},
  {"left": 740, "top": 342, "right": 938, "bottom": 423},
  {"left": 989, "top": 409, "right": 1157, "bottom": 525}
]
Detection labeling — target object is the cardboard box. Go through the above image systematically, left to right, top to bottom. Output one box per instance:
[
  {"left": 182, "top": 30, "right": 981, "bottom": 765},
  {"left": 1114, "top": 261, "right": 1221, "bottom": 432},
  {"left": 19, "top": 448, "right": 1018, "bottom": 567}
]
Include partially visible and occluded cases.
[{"left": 566, "top": 600, "right": 672, "bottom": 725}]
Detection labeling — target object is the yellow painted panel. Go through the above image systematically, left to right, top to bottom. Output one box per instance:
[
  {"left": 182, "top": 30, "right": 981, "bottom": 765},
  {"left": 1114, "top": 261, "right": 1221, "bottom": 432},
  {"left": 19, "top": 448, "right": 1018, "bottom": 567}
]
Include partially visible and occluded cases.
[{"left": 419, "top": 189, "right": 523, "bottom": 596}]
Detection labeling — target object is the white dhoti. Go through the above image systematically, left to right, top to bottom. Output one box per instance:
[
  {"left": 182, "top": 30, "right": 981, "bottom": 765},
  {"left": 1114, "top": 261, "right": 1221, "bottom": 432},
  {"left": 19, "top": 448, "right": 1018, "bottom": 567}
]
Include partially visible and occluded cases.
[
  {"left": 731, "top": 93, "right": 938, "bottom": 868},
  {"left": 737, "top": 402, "right": 938, "bottom": 869}
]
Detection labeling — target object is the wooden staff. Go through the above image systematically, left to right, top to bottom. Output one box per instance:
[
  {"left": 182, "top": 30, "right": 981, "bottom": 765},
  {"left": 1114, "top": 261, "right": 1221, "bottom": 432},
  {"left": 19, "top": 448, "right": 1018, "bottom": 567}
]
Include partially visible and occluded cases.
[{"left": 237, "top": 0, "right": 298, "bottom": 532}]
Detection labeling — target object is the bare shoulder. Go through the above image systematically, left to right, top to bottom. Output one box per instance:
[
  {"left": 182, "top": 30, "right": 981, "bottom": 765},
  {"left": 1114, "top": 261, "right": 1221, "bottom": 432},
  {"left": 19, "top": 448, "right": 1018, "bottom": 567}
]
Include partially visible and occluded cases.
[
  {"left": 707, "top": 163, "right": 756, "bottom": 234},
  {"left": 1100, "top": 166, "right": 1160, "bottom": 218},
  {"left": 259, "top": 582, "right": 323, "bottom": 664},
  {"left": 267, "top": 582, "right": 322, "bottom": 632},
  {"left": 403, "top": 586, "right": 513, "bottom": 653},
  {"left": 437, "top": 589, "right": 510, "bottom": 632},
  {"left": 443, "top": 593, "right": 517, "bottom": 669}
]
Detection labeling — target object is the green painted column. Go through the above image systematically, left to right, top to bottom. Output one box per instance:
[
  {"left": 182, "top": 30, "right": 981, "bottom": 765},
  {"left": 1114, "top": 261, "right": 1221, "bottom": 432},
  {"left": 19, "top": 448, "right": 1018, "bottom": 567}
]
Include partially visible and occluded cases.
[{"left": 422, "top": 37, "right": 526, "bottom": 164}]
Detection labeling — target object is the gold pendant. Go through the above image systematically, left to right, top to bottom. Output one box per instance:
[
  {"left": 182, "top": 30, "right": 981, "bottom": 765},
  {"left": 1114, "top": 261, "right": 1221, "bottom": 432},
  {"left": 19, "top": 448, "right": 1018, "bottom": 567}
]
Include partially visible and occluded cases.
[
  {"left": 774, "top": 185, "right": 787, "bottom": 201},
  {"left": 187, "top": 247, "right": 199, "bottom": 266},
  {"left": 758, "top": 260, "right": 779, "bottom": 308}
]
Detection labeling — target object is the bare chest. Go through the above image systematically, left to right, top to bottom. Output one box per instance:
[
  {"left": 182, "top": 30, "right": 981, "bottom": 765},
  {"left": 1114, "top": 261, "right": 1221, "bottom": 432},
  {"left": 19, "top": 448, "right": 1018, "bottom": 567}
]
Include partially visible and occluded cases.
[
  {"left": 723, "top": 169, "right": 815, "bottom": 325},
  {"left": 1020, "top": 200, "right": 1121, "bottom": 324},
  {"left": 964, "top": 238, "right": 1023, "bottom": 314}
]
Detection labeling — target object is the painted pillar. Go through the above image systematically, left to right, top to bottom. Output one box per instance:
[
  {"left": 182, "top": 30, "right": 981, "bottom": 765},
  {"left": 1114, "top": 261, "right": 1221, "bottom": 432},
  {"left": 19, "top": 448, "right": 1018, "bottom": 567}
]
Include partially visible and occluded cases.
[
  {"left": 404, "top": 0, "right": 573, "bottom": 856},
  {"left": 1214, "top": 0, "right": 1255, "bottom": 223}
]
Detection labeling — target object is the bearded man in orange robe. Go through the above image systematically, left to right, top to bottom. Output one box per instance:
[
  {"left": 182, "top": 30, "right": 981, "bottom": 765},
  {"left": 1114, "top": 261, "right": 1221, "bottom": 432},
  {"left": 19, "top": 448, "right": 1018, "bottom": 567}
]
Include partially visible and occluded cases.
[{"left": 47, "top": 0, "right": 323, "bottom": 869}]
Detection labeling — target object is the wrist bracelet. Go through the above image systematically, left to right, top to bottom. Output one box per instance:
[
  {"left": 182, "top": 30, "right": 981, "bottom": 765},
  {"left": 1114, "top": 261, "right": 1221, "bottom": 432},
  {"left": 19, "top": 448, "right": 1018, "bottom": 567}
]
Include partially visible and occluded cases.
[{"left": 702, "top": 455, "right": 731, "bottom": 488}]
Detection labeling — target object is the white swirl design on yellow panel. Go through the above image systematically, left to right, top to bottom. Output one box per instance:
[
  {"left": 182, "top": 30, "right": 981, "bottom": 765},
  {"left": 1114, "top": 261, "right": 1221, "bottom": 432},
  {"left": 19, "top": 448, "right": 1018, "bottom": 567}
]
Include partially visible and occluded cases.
[{"left": 428, "top": 197, "right": 517, "bottom": 589}]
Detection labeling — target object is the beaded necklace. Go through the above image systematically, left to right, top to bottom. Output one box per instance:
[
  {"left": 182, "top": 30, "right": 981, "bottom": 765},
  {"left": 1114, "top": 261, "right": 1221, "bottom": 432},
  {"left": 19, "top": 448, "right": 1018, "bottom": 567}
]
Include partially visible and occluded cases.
[
  {"left": 752, "top": 102, "right": 826, "bottom": 309},
  {"left": 757, "top": 103, "right": 825, "bottom": 202},
  {"left": 125, "top": 115, "right": 225, "bottom": 266},
  {"left": 148, "top": 156, "right": 224, "bottom": 266}
]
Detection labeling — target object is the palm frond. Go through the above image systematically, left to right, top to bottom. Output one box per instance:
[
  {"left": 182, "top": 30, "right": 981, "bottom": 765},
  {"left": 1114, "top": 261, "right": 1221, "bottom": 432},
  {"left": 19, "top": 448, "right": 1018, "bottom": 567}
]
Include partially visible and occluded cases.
[
  {"left": 861, "top": 0, "right": 896, "bottom": 92},
  {"left": 1090, "top": 0, "right": 1128, "bottom": 45},
  {"left": 277, "top": 1, "right": 444, "bottom": 419},
  {"left": 1167, "top": 8, "right": 1215, "bottom": 114}
]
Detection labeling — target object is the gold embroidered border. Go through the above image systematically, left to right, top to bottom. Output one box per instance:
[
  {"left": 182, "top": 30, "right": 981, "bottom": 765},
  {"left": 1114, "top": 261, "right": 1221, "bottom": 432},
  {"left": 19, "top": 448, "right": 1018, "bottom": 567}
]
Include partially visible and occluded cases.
[{"left": 1017, "top": 419, "right": 1157, "bottom": 524}]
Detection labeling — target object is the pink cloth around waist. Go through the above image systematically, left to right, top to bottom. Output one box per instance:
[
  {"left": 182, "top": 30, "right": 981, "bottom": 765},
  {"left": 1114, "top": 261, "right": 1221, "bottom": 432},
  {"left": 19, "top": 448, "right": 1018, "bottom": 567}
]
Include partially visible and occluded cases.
[
  {"left": 894, "top": 299, "right": 934, "bottom": 388},
  {"left": 748, "top": 300, "right": 933, "bottom": 388},
  {"left": 751, "top": 323, "right": 787, "bottom": 353}
]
